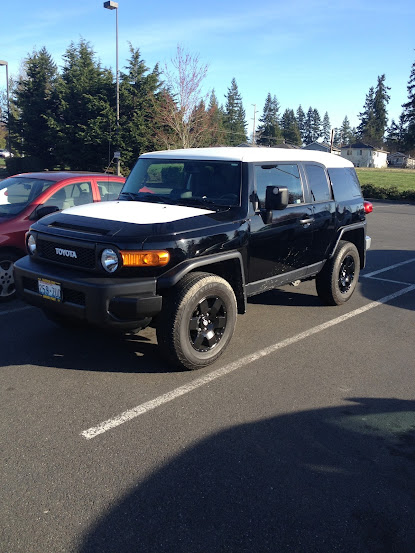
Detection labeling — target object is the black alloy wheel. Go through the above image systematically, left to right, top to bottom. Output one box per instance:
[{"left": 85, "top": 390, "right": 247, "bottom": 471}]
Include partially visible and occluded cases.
[
  {"left": 338, "top": 254, "right": 356, "bottom": 294},
  {"left": 189, "top": 295, "right": 228, "bottom": 352}
]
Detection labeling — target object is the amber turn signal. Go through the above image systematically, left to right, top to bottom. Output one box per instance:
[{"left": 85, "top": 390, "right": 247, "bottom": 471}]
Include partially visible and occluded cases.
[{"left": 120, "top": 250, "right": 170, "bottom": 267}]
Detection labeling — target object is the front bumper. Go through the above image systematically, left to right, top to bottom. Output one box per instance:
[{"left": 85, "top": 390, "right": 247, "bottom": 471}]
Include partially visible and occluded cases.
[{"left": 14, "top": 256, "right": 162, "bottom": 330}]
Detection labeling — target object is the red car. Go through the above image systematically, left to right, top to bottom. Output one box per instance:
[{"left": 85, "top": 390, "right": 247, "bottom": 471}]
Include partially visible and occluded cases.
[{"left": 0, "top": 171, "right": 125, "bottom": 301}]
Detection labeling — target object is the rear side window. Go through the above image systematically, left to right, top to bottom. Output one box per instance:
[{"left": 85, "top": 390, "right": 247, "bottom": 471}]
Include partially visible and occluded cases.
[
  {"left": 255, "top": 164, "right": 303, "bottom": 207},
  {"left": 304, "top": 164, "right": 332, "bottom": 202},
  {"left": 328, "top": 168, "right": 362, "bottom": 202},
  {"left": 97, "top": 180, "right": 124, "bottom": 201},
  {"left": 44, "top": 181, "right": 93, "bottom": 210}
]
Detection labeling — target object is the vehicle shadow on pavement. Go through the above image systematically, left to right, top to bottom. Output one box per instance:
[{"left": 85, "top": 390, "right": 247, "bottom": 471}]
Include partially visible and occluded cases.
[
  {"left": 2, "top": 309, "right": 176, "bottom": 374},
  {"left": 78, "top": 397, "right": 415, "bottom": 553}
]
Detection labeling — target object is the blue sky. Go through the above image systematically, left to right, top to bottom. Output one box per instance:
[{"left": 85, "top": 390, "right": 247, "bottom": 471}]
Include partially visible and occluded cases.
[{"left": 1, "top": 0, "right": 414, "bottom": 134}]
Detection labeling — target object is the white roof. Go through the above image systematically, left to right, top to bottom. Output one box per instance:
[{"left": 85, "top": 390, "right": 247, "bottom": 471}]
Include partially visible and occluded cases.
[{"left": 140, "top": 147, "right": 354, "bottom": 169}]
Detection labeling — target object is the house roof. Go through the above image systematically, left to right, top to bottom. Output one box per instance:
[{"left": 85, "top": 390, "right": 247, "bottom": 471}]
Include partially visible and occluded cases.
[
  {"left": 341, "top": 141, "right": 389, "bottom": 153},
  {"left": 303, "top": 142, "right": 340, "bottom": 152},
  {"left": 389, "top": 152, "right": 407, "bottom": 158}
]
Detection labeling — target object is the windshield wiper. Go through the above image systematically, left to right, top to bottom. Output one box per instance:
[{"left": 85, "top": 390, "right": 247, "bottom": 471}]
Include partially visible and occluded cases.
[
  {"left": 119, "top": 191, "right": 141, "bottom": 200},
  {"left": 120, "top": 192, "right": 175, "bottom": 204},
  {"left": 176, "top": 197, "right": 221, "bottom": 209}
]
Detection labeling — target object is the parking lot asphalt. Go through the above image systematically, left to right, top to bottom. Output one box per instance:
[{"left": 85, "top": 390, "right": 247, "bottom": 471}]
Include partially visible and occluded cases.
[{"left": 1, "top": 201, "right": 415, "bottom": 553}]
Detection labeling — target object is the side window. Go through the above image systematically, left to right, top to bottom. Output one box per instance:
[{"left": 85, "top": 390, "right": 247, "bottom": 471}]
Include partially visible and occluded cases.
[
  {"left": 255, "top": 164, "right": 303, "bottom": 208},
  {"left": 304, "top": 164, "right": 332, "bottom": 202},
  {"left": 327, "top": 168, "right": 362, "bottom": 202},
  {"left": 97, "top": 180, "right": 124, "bottom": 201},
  {"left": 44, "top": 181, "right": 93, "bottom": 210}
]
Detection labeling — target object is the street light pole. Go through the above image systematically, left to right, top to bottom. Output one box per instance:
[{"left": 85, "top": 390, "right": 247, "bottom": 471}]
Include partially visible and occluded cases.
[
  {"left": 103, "top": 1, "right": 120, "bottom": 176},
  {"left": 0, "top": 60, "right": 10, "bottom": 154}
]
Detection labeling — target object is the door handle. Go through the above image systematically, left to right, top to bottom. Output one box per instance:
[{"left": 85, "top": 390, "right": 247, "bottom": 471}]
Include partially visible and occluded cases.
[{"left": 300, "top": 217, "right": 314, "bottom": 225}]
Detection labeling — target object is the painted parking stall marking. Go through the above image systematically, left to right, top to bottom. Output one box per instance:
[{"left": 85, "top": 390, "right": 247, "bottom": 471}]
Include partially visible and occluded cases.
[{"left": 81, "top": 278, "right": 415, "bottom": 440}]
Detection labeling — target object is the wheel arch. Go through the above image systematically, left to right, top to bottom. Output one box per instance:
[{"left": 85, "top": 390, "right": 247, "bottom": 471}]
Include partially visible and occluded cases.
[
  {"left": 330, "top": 223, "right": 366, "bottom": 269},
  {"left": 0, "top": 246, "right": 25, "bottom": 261},
  {"left": 157, "top": 252, "right": 247, "bottom": 314}
]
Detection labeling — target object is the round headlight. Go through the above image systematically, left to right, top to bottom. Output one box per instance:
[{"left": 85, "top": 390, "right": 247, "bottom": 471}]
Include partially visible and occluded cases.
[
  {"left": 27, "top": 234, "right": 37, "bottom": 255},
  {"left": 101, "top": 248, "right": 119, "bottom": 273}
]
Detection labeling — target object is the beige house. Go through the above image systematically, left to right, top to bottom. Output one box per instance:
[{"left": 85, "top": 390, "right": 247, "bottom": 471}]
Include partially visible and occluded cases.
[
  {"left": 340, "top": 142, "right": 388, "bottom": 168},
  {"left": 388, "top": 152, "right": 415, "bottom": 169}
]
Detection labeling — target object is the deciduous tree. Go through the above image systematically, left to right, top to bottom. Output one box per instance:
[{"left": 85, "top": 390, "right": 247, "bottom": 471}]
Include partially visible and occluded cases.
[{"left": 153, "top": 45, "right": 216, "bottom": 149}]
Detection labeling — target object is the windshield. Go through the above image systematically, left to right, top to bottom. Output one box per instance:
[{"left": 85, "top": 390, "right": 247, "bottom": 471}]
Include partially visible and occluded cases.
[
  {"left": 122, "top": 159, "right": 242, "bottom": 208},
  {"left": 0, "top": 176, "right": 57, "bottom": 217}
]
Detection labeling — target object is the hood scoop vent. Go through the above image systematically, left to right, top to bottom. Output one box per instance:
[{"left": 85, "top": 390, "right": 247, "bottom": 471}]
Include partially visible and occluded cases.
[{"left": 48, "top": 221, "right": 110, "bottom": 236}]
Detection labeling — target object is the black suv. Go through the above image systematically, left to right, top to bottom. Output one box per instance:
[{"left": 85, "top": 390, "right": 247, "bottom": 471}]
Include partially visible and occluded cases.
[{"left": 14, "top": 147, "right": 371, "bottom": 370}]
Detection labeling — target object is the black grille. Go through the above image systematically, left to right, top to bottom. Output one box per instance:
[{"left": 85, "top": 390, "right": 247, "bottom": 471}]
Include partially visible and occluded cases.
[
  {"left": 37, "top": 238, "right": 95, "bottom": 269},
  {"left": 22, "top": 276, "right": 37, "bottom": 292},
  {"left": 62, "top": 289, "right": 86, "bottom": 306}
]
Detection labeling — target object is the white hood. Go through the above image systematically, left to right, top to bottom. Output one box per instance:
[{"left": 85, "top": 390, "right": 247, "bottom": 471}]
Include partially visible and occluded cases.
[{"left": 62, "top": 200, "right": 214, "bottom": 225}]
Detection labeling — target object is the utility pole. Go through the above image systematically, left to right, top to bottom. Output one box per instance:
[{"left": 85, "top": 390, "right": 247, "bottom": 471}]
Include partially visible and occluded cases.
[{"left": 252, "top": 104, "right": 258, "bottom": 145}]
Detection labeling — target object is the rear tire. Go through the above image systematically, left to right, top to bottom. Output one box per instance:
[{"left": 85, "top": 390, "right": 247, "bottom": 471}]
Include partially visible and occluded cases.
[
  {"left": 316, "top": 241, "right": 360, "bottom": 306},
  {"left": 156, "top": 272, "right": 237, "bottom": 370}
]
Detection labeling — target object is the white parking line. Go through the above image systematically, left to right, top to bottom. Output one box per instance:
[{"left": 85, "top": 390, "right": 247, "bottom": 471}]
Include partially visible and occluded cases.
[
  {"left": 362, "top": 258, "right": 415, "bottom": 278},
  {"left": 81, "top": 282, "right": 415, "bottom": 440}
]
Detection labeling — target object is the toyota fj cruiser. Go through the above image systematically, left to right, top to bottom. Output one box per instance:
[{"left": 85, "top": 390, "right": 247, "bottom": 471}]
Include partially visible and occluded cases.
[{"left": 14, "top": 147, "right": 371, "bottom": 370}]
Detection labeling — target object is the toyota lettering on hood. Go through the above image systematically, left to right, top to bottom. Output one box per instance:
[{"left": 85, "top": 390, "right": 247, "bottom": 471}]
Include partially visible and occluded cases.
[{"left": 61, "top": 200, "right": 215, "bottom": 224}]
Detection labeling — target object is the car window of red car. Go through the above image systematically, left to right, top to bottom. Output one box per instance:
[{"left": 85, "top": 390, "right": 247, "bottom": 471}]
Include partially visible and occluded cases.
[
  {"left": 0, "top": 177, "right": 56, "bottom": 217},
  {"left": 97, "top": 180, "right": 124, "bottom": 201},
  {"left": 44, "top": 181, "right": 93, "bottom": 210}
]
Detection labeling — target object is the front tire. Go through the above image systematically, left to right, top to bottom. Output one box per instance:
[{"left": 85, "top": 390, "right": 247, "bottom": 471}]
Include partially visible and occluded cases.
[
  {"left": 316, "top": 241, "right": 360, "bottom": 306},
  {"left": 0, "top": 252, "right": 20, "bottom": 302},
  {"left": 156, "top": 272, "right": 237, "bottom": 370}
]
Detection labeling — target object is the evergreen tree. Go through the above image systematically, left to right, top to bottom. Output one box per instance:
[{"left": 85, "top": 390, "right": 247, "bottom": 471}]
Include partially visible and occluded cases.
[
  {"left": 56, "top": 39, "right": 114, "bottom": 171},
  {"left": 118, "top": 45, "right": 162, "bottom": 172},
  {"left": 13, "top": 47, "right": 59, "bottom": 168},
  {"left": 402, "top": 54, "right": 415, "bottom": 151},
  {"left": 372, "top": 74, "right": 390, "bottom": 146},
  {"left": 357, "top": 76, "right": 390, "bottom": 147},
  {"left": 223, "top": 78, "right": 247, "bottom": 145},
  {"left": 357, "top": 86, "right": 377, "bottom": 144},
  {"left": 206, "top": 89, "right": 225, "bottom": 146},
  {"left": 256, "top": 93, "right": 282, "bottom": 146},
  {"left": 296, "top": 106, "right": 306, "bottom": 144},
  {"left": 304, "top": 107, "right": 315, "bottom": 145},
  {"left": 312, "top": 108, "right": 322, "bottom": 142},
  {"left": 280, "top": 109, "right": 301, "bottom": 146},
  {"left": 322, "top": 112, "right": 331, "bottom": 143},
  {"left": 386, "top": 114, "right": 406, "bottom": 153},
  {"left": 339, "top": 116, "right": 355, "bottom": 145},
  {"left": 332, "top": 128, "right": 342, "bottom": 147}
]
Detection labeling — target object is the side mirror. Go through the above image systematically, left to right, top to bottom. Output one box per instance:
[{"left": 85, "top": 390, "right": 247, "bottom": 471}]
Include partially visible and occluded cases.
[
  {"left": 264, "top": 186, "right": 288, "bottom": 224},
  {"left": 265, "top": 186, "right": 288, "bottom": 210},
  {"left": 29, "top": 205, "right": 60, "bottom": 221}
]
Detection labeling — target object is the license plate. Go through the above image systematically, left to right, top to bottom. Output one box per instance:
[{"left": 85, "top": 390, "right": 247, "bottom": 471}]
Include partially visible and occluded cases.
[{"left": 38, "top": 278, "right": 62, "bottom": 302}]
